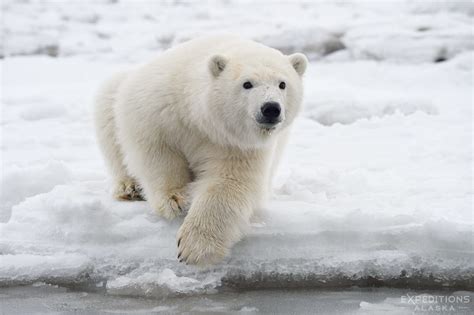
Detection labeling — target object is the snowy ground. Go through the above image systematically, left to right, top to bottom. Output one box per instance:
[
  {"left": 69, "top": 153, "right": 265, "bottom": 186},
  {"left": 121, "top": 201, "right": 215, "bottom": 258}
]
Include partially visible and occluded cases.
[{"left": 1, "top": 0, "right": 473, "bottom": 300}]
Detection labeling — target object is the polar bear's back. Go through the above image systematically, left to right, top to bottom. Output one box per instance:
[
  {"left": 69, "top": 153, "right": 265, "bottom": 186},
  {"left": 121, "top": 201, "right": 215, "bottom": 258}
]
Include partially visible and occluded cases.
[{"left": 146, "top": 35, "right": 284, "bottom": 77}]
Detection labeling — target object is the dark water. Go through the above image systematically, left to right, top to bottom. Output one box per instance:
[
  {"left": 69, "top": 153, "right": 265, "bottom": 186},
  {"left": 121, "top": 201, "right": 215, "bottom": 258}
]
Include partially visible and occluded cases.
[{"left": 0, "top": 285, "right": 472, "bottom": 314}]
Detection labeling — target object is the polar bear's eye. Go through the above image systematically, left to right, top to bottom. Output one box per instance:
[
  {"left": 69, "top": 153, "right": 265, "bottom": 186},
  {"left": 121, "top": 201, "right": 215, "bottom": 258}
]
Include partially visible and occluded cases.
[
  {"left": 243, "top": 81, "right": 253, "bottom": 89},
  {"left": 279, "top": 82, "right": 286, "bottom": 90}
]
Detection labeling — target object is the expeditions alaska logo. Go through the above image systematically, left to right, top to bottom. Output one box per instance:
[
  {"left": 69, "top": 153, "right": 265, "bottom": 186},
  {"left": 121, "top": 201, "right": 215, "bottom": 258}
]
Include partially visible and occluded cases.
[{"left": 401, "top": 293, "right": 471, "bottom": 313}]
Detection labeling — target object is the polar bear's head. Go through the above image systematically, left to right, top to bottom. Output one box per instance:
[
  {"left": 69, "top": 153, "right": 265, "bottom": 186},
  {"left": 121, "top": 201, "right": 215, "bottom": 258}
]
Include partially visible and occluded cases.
[{"left": 206, "top": 45, "right": 307, "bottom": 149}]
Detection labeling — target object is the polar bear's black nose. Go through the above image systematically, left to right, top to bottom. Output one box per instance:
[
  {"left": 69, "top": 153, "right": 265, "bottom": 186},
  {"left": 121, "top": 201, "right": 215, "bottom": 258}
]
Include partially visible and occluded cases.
[{"left": 261, "top": 102, "right": 281, "bottom": 121}]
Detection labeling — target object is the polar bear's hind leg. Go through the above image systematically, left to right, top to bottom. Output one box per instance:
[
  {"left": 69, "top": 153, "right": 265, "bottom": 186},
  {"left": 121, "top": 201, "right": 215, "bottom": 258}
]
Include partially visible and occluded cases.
[{"left": 95, "top": 72, "right": 144, "bottom": 201}]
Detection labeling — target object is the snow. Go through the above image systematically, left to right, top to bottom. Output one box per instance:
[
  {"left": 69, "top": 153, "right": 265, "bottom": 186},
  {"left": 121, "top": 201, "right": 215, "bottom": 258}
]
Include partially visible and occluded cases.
[{"left": 1, "top": 0, "right": 473, "bottom": 298}]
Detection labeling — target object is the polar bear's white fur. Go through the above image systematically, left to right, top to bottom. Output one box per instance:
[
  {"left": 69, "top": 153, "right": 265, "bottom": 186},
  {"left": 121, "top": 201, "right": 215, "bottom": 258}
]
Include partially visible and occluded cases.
[{"left": 94, "top": 35, "right": 307, "bottom": 265}]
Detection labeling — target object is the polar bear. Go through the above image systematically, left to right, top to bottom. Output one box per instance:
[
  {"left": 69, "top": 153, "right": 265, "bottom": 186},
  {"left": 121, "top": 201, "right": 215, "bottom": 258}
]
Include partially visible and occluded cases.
[{"left": 94, "top": 35, "right": 307, "bottom": 265}]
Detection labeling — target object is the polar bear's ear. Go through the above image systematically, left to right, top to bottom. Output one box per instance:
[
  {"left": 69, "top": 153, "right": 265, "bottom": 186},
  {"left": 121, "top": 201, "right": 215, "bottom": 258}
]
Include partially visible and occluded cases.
[
  {"left": 288, "top": 53, "right": 308, "bottom": 76},
  {"left": 209, "top": 55, "right": 228, "bottom": 77}
]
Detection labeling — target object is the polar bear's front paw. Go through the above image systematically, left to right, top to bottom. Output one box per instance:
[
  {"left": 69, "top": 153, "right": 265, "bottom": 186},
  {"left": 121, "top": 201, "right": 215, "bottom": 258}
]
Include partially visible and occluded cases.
[
  {"left": 153, "top": 190, "right": 188, "bottom": 220},
  {"left": 177, "top": 216, "right": 228, "bottom": 265}
]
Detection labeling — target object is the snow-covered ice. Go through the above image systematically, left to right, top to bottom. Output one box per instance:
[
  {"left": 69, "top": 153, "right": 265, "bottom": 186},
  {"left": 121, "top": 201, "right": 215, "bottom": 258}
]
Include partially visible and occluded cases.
[{"left": 1, "top": 0, "right": 473, "bottom": 297}]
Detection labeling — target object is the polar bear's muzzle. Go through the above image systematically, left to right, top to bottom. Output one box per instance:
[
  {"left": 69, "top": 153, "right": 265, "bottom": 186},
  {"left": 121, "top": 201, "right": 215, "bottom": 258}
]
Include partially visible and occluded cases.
[{"left": 256, "top": 101, "right": 282, "bottom": 129}]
